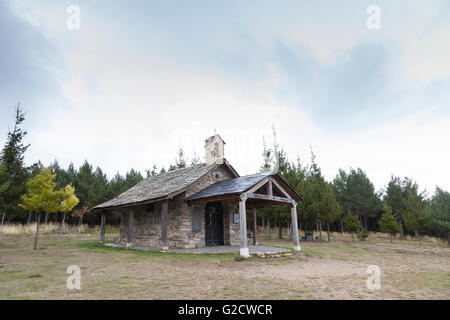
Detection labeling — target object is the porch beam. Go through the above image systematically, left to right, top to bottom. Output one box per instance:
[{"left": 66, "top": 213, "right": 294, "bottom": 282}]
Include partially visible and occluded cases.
[
  {"left": 246, "top": 177, "right": 269, "bottom": 194},
  {"left": 272, "top": 178, "right": 292, "bottom": 199},
  {"left": 239, "top": 193, "right": 250, "bottom": 257},
  {"left": 247, "top": 193, "right": 294, "bottom": 204},
  {"left": 161, "top": 199, "right": 168, "bottom": 250},
  {"left": 291, "top": 202, "right": 301, "bottom": 251},
  {"left": 127, "top": 209, "right": 134, "bottom": 247},
  {"left": 99, "top": 210, "right": 106, "bottom": 244}
]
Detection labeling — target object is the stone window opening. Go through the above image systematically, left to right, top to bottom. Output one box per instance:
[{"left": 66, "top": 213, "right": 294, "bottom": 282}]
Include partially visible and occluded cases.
[{"left": 191, "top": 207, "right": 201, "bottom": 232}]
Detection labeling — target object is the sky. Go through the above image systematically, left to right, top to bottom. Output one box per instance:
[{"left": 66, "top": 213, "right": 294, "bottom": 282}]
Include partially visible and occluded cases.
[{"left": 0, "top": 0, "right": 449, "bottom": 194}]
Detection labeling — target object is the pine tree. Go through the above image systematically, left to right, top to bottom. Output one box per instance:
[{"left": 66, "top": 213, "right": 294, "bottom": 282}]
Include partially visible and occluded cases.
[
  {"left": 0, "top": 105, "right": 30, "bottom": 223},
  {"left": 260, "top": 137, "right": 272, "bottom": 173},
  {"left": 169, "top": 147, "right": 187, "bottom": 171},
  {"left": 300, "top": 148, "right": 342, "bottom": 238},
  {"left": 190, "top": 152, "right": 200, "bottom": 166},
  {"left": 73, "top": 161, "right": 96, "bottom": 208},
  {"left": 0, "top": 164, "right": 11, "bottom": 226},
  {"left": 146, "top": 165, "right": 158, "bottom": 177},
  {"left": 333, "top": 168, "right": 380, "bottom": 231},
  {"left": 124, "top": 169, "right": 143, "bottom": 189},
  {"left": 332, "top": 169, "right": 348, "bottom": 233},
  {"left": 385, "top": 176, "right": 425, "bottom": 239},
  {"left": 430, "top": 187, "right": 450, "bottom": 245},
  {"left": 402, "top": 190, "right": 431, "bottom": 245},
  {"left": 378, "top": 203, "right": 401, "bottom": 243},
  {"left": 344, "top": 210, "right": 360, "bottom": 241}
]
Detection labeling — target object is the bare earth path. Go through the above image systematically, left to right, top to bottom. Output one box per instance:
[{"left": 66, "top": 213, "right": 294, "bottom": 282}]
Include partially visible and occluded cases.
[{"left": 0, "top": 233, "right": 448, "bottom": 299}]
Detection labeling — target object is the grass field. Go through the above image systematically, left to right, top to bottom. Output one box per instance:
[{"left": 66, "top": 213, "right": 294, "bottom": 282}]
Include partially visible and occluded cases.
[{"left": 0, "top": 227, "right": 448, "bottom": 300}]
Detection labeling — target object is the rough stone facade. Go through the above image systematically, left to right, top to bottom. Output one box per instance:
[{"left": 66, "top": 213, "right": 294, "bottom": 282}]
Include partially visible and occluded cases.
[
  {"left": 204, "top": 135, "right": 225, "bottom": 165},
  {"left": 116, "top": 164, "right": 242, "bottom": 249}
]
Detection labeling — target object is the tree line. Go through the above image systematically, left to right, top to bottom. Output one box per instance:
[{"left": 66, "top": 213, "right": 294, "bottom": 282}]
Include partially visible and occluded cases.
[
  {"left": 0, "top": 105, "right": 195, "bottom": 227},
  {"left": 1, "top": 105, "right": 449, "bottom": 244},
  {"left": 256, "top": 131, "right": 450, "bottom": 245}
]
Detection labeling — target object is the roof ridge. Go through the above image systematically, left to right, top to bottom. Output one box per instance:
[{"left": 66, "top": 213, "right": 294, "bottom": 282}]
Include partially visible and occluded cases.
[{"left": 144, "top": 163, "right": 207, "bottom": 179}]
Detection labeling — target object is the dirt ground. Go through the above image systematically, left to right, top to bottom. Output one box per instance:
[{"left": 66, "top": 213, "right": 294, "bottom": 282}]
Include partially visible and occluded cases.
[{"left": 0, "top": 232, "right": 448, "bottom": 300}]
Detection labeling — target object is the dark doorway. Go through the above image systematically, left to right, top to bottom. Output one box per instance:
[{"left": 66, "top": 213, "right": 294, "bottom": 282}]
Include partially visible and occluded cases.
[{"left": 205, "top": 202, "right": 224, "bottom": 246}]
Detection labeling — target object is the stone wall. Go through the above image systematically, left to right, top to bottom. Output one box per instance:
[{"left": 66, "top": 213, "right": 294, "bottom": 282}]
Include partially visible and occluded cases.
[
  {"left": 185, "top": 163, "right": 236, "bottom": 198},
  {"left": 117, "top": 194, "right": 206, "bottom": 249},
  {"left": 225, "top": 199, "right": 241, "bottom": 245}
]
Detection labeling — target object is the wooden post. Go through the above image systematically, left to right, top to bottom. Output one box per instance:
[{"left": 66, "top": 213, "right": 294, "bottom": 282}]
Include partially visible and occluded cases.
[
  {"left": 239, "top": 194, "right": 249, "bottom": 257},
  {"left": 161, "top": 199, "right": 168, "bottom": 250},
  {"left": 291, "top": 202, "right": 301, "bottom": 251},
  {"left": 252, "top": 208, "right": 258, "bottom": 246},
  {"left": 127, "top": 209, "right": 134, "bottom": 247},
  {"left": 100, "top": 211, "right": 106, "bottom": 244},
  {"left": 278, "top": 217, "right": 283, "bottom": 239}
]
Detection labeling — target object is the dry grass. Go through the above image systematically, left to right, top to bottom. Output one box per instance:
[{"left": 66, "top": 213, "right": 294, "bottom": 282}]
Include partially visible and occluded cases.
[
  {"left": 0, "top": 223, "right": 118, "bottom": 236},
  {"left": 0, "top": 223, "right": 89, "bottom": 235},
  {"left": 258, "top": 227, "right": 447, "bottom": 245},
  {"left": 0, "top": 231, "right": 448, "bottom": 300}
]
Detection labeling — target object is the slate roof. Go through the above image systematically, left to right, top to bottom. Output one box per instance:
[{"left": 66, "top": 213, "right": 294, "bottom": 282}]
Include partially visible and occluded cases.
[
  {"left": 93, "top": 163, "right": 215, "bottom": 209},
  {"left": 185, "top": 172, "right": 273, "bottom": 201}
]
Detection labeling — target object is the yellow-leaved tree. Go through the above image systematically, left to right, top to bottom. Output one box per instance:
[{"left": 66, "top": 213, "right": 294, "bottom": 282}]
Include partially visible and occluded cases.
[
  {"left": 20, "top": 167, "right": 79, "bottom": 249},
  {"left": 59, "top": 184, "right": 79, "bottom": 233}
]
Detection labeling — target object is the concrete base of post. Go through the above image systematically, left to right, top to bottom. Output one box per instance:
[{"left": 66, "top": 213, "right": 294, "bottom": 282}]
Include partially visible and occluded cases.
[{"left": 240, "top": 247, "right": 250, "bottom": 258}]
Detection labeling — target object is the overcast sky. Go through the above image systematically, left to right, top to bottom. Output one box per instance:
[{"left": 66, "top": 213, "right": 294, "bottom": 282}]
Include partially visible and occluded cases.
[{"left": 1, "top": 0, "right": 449, "bottom": 194}]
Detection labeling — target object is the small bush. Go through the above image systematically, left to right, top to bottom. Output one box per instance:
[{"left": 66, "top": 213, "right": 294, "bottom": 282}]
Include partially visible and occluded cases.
[{"left": 357, "top": 228, "right": 369, "bottom": 241}]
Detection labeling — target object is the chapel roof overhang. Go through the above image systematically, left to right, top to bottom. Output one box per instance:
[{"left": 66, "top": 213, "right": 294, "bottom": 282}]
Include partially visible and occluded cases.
[{"left": 185, "top": 171, "right": 302, "bottom": 208}]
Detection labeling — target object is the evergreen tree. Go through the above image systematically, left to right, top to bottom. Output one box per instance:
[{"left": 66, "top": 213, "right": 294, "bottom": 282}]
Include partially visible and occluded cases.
[
  {"left": 0, "top": 105, "right": 31, "bottom": 222},
  {"left": 260, "top": 137, "right": 272, "bottom": 173},
  {"left": 169, "top": 147, "right": 187, "bottom": 171},
  {"left": 300, "top": 148, "right": 342, "bottom": 238},
  {"left": 190, "top": 152, "right": 200, "bottom": 166},
  {"left": 73, "top": 161, "right": 97, "bottom": 208},
  {"left": 0, "top": 164, "right": 11, "bottom": 226},
  {"left": 146, "top": 165, "right": 158, "bottom": 178},
  {"left": 333, "top": 168, "right": 380, "bottom": 231},
  {"left": 124, "top": 169, "right": 143, "bottom": 189},
  {"left": 332, "top": 169, "right": 348, "bottom": 233},
  {"left": 109, "top": 172, "right": 126, "bottom": 198},
  {"left": 384, "top": 176, "right": 425, "bottom": 238},
  {"left": 320, "top": 182, "right": 342, "bottom": 241},
  {"left": 430, "top": 187, "right": 450, "bottom": 245},
  {"left": 402, "top": 190, "right": 431, "bottom": 244},
  {"left": 379, "top": 203, "right": 401, "bottom": 243},
  {"left": 344, "top": 210, "right": 360, "bottom": 241}
]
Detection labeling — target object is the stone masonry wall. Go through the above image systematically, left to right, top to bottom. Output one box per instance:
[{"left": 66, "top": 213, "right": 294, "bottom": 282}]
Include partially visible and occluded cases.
[{"left": 227, "top": 199, "right": 241, "bottom": 245}]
